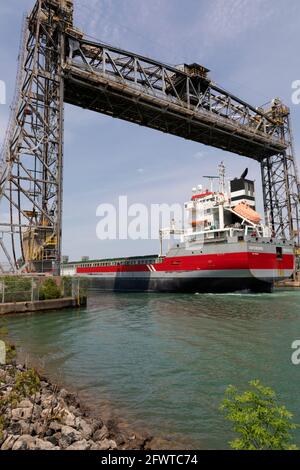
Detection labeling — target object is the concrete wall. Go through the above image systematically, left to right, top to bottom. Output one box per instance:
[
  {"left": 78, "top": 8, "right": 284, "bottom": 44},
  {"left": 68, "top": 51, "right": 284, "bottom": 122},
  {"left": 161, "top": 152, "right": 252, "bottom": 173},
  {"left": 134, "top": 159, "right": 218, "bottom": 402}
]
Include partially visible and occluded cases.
[{"left": 0, "top": 297, "right": 86, "bottom": 316}]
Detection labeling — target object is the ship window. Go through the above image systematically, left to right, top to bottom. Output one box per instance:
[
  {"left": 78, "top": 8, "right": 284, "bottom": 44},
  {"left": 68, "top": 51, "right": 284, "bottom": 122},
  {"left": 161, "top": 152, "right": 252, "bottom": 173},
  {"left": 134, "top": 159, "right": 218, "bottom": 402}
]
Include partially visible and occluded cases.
[{"left": 276, "top": 247, "right": 283, "bottom": 260}]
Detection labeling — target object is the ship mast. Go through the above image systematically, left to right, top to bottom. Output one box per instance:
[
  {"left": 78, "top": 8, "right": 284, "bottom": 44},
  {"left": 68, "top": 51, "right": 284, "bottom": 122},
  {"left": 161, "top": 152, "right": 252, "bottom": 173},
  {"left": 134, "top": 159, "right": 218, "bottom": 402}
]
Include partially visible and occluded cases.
[{"left": 218, "top": 162, "right": 226, "bottom": 194}]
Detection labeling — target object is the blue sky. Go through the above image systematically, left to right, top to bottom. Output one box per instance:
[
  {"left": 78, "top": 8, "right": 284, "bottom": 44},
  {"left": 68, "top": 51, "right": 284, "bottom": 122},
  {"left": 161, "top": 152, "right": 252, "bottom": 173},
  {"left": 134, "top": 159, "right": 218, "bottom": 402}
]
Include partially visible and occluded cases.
[{"left": 1, "top": 0, "right": 300, "bottom": 260}]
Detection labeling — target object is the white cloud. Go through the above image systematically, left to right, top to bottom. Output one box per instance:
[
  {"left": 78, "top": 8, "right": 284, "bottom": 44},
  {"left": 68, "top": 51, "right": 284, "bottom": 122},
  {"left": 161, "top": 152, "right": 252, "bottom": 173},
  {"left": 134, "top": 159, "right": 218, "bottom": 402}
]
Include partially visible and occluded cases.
[
  {"left": 73, "top": 0, "right": 177, "bottom": 62},
  {"left": 203, "top": 0, "right": 274, "bottom": 40}
]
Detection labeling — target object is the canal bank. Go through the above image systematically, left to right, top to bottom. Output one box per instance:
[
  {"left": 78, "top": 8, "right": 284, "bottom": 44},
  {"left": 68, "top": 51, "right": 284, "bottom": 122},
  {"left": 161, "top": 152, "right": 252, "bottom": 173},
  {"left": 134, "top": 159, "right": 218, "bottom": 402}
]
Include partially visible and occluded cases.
[
  {"left": 0, "top": 275, "right": 87, "bottom": 315},
  {"left": 0, "top": 297, "right": 86, "bottom": 316},
  {"left": 0, "top": 362, "right": 156, "bottom": 451}
]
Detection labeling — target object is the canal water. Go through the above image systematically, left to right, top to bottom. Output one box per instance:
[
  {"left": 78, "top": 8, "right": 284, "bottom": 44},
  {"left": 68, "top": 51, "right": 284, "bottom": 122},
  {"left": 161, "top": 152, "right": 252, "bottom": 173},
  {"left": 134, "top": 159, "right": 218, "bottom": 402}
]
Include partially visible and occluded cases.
[{"left": 3, "top": 290, "right": 300, "bottom": 449}]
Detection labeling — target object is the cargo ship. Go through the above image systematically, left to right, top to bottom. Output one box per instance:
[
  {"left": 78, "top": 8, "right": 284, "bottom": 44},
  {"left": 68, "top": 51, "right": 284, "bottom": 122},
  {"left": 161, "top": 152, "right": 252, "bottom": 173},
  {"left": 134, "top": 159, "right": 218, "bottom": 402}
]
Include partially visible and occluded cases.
[{"left": 62, "top": 164, "right": 295, "bottom": 293}]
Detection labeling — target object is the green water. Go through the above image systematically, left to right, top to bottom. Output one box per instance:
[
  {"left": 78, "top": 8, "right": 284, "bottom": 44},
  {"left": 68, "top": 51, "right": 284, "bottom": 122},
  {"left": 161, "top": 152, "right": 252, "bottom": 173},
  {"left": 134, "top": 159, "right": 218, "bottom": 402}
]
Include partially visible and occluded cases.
[{"left": 3, "top": 290, "right": 300, "bottom": 449}]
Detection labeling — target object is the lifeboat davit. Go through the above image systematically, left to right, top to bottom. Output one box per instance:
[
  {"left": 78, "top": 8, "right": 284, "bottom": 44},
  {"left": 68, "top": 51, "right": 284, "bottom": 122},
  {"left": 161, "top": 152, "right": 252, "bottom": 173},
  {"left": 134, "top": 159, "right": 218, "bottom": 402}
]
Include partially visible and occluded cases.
[{"left": 233, "top": 202, "right": 261, "bottom": 224}]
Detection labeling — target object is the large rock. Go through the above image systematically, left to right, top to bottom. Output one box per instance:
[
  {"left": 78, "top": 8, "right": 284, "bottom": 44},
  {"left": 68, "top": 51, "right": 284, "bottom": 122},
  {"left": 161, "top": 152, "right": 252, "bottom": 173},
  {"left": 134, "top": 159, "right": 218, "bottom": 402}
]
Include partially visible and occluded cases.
[
  {"left": 58, "top": 388, "right": 69, "bottom": 400},
  {"left": 32, "top": 392, "right": 41, "bottom": 404},
  {"left": 41, "top": 396, "right": 57, "bottom": 409},
  {"left": 18, "top": 399, "right": 33, "bottom": 409},
  {"left": 31, "top": 404, "right": 42, "bottom": 420},
  {"left": 68, "top": 405, "right": 82, "bottom": 418},
  {"left": 11, "top": 407, "right": 32, "bottom": 421},
  {"left": 59, "top": 410, "right": 76, "bottom": 427},
  {"left": 76, "top": 418, "right": 93, "bottom": 439},
  {"left": 90, "top": 419, "right": 103, "bottom": 434},
  {"left": 8, "top": 420, "right": 32, "bottom": 436},
  {"left": 20, "top": 421, "right": 32, "bottom": 435},
  {"left": 31, "top": 421, "right": 45, "bottom": 437},
  {"left": 49, "top": 421, "right": 62, "bottom": 433},
  {"left": 8, "top": 422, "right": 22, "bottom": 435},
  {"left": 93, "top": 425, "right": 109, "bottom": 441},
  {"left": 60, "top": 426, "right": 82, "bottom": 449},
  {"left": 52, "top": 432, "right": 62, "bottom": 443},
  {"left": 1, "top": 435, "right": 19, "bottom": 451},
  {"left": 12, "top": 435, "right": 35, "bottom": 451},
  {"left": 45, "top": 435, "right": 60, "bottom": 447},
  {"left": 34, "top": 438, "right": 55, "bottom": 450},
  {"left": 66, "top": 439, "right": 90, "bottom": 451},
  {"left": 97, "top": 439, "right": 117, "bottom": 450},
  {"left": 90, "top": 442, "right": 102, "bottom": 451}
]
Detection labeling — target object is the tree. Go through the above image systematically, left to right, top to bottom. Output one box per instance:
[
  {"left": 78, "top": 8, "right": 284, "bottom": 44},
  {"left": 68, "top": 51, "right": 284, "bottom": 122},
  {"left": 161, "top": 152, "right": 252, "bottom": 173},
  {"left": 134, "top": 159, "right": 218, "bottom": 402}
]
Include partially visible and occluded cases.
[{"left": 220, "top": 380, "right": 298, "bottom": 450}]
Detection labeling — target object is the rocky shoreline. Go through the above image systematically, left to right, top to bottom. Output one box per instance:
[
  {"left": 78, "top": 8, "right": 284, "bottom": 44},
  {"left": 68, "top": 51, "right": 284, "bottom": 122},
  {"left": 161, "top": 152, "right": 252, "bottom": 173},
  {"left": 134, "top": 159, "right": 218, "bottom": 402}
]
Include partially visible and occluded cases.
[{"left": 0, "top": 363, "right": 154, "bottom": 451}]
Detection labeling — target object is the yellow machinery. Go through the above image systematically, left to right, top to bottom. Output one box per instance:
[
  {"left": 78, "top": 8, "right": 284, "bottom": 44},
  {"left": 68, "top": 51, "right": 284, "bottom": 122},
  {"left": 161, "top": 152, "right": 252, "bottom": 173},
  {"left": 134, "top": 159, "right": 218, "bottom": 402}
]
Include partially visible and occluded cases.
[{"left": 22, "top": 215, "right": 57, "bottom": 272}]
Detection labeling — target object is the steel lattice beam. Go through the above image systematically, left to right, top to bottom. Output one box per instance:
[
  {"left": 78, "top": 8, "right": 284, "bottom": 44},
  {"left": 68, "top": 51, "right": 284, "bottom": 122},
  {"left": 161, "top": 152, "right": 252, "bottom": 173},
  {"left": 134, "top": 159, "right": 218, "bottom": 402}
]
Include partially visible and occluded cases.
[
  {"left": 0, "top": 0, "right": 71, "bottom": 273},
  {"left": 63, "top": 37, "right": 287, "bottom": 160},
  {"left": 261, "top": 117, "right": 300, "bottom": 244}
]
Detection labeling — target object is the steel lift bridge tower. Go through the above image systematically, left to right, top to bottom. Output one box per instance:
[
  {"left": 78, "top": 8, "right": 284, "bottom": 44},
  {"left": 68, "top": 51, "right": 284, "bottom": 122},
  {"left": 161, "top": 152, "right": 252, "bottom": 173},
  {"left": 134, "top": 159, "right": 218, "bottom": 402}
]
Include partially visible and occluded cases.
[{"left": 0, "top": 0, "right": 299, "bottom": 275}]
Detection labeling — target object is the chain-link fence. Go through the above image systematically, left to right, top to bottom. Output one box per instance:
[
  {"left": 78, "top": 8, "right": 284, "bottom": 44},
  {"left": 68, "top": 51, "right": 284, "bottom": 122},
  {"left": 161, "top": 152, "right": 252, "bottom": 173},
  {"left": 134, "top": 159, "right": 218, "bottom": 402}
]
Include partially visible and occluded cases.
[{"left": 0, "top": 276, "right": 88, "bottom": 304}]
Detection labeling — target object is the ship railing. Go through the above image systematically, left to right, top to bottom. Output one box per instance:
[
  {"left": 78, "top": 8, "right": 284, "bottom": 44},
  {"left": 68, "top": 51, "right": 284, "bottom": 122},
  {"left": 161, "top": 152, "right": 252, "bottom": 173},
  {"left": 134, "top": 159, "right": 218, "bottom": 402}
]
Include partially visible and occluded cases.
[{"left": 184, "top": 227, "right": 244, "bottom": 240}]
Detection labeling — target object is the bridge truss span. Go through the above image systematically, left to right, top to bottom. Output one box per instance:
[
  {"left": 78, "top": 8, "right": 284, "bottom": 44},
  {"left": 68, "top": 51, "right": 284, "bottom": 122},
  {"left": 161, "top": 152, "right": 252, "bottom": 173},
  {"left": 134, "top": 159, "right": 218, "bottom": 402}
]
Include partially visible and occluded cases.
[{"left": 64, "top": 36, "right": 287, "bottom": 160}]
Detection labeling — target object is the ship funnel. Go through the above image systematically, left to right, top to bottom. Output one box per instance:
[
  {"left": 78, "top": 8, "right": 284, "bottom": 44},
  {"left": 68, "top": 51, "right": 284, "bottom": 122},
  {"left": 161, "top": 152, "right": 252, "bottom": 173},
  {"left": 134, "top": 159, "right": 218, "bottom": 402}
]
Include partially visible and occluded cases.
[{"left": 240, "top": 168, "right": 248, "bottom": 180}]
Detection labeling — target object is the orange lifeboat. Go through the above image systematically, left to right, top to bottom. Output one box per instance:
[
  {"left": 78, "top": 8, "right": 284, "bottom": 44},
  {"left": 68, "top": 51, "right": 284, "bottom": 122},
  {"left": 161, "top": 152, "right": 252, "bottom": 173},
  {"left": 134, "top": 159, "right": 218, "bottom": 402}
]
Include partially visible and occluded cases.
[
  {"left": 233, "top": 202, "right": 261, "bottom": 224},
  {"left": 191, "top": 220, "right": 207, "bottom": 227}
]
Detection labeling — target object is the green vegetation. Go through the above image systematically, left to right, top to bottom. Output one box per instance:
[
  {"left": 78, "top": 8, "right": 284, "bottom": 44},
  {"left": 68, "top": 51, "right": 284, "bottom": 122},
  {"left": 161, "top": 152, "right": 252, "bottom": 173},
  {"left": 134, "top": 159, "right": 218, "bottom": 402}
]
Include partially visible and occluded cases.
[
  {"left": 0, "top": 276, "right": 86, "bottom": 303},
  {"left": 1, "top": 276, "right": 32, "bottom": 303},
  {"left": 62, "top": 276, "right": 72, "bottom": 297},
  {"left": 62, "top": 276, "right": 88, "bottom": 300},
  {"left": 37, "top": 278, "right": 62, "bottom": 300},
  {"left": 0, "top": 321, "right": 41, "bottom": 441},
  {"left": 0, "top": 323, "right": 16, "bottom": 362},
  {"left": 0, "top": 368, "right": 40, "bottom": 440},
  {"left": 14, "top": 368, "right": 41, "bottom": 399},
  {"left": 221, "top": 380, "right": 298, "bottom": 450}
]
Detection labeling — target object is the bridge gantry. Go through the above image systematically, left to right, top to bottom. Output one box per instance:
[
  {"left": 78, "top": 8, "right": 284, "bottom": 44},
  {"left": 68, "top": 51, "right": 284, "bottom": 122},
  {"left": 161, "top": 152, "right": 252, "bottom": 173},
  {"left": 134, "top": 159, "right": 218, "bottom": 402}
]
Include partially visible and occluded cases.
[{"left": 0, "top": 0, "right": 299, "bottom": 274}]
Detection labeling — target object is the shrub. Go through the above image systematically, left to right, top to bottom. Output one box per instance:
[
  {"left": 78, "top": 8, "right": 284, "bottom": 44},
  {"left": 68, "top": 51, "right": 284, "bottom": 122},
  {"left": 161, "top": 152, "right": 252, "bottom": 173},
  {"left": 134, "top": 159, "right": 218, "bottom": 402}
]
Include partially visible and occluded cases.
[
  {"left": 2, "top": 276, "right": 32, "bottom": 303},
  {"left": 39, "top": 278, "right": 61, "bottom": 300},
  {"left": 15, "top": 368, "right": 41, "bottom": 397},
  {"left": 220, "top": 380, "right": 298, "bottom": 450}
]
